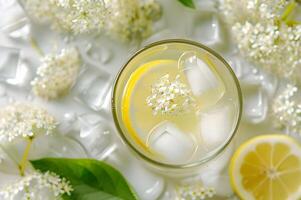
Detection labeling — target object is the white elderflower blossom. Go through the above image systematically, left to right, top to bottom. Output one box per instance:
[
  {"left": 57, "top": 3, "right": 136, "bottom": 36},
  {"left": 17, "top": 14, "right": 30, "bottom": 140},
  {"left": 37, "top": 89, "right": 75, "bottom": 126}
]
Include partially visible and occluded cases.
[
  {"left": 22, "top": 0, "right": 161, "bottom": 40},
  {"left": 22, "top": 0, "right": 107, "bottom": 34},
  {"left": 61, "top": 0, "right": 107, "bottom": 35},
  {"left": 106, "top": 0, "right": 162, "bottom": 41},
  {"left": 220, "top": 0, "right": 301, "bottom": 82},
  {"left": 220, "top": 0, "right": 287, "bottom": 24},
  {"left": 31, "top": 47, "right": 81, "bottom": 100},
  {"left": 146, "top": 74, "right": 196, "bottom": 115},
  {"left": 272, "top": 83, "right": 301, "bottom": 135},
  {"left": 0, "top": 103, "right": 57, "bottom": 143},
  {"left": 0, "top": 171, "right": 73, "bottom": 200},
  {"left": 177, "top": 184, "right": 216, "bottom": 200}
]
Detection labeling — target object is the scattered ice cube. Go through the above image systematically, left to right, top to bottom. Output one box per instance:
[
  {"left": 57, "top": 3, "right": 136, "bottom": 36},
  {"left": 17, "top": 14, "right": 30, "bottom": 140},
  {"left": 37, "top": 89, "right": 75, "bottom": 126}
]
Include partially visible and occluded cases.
[
  {"left": 0, "top": 0, "right": 26, "bottom": 31},
  {"left": 190, "top": 13, "right": 227, "bottom": 50},
  {"left": 7, "top": 22, "right": 31, "bottom": 41},
  {"left": 78, "top": 42, "right": 113, "bottom": 66},
  {"left": 0, "top": 46, "right": 20, "bottom": 81},
  {"left": 178, "top": 51, "right": 225, "bottom": 99},
  {"left": 226, "top": 55, "right": 246, "bottom": 79},
  {"left": 6, "top": 59, "right": 33, "bottom": 88},
  {"left": 73, "top": 65, "right": 112, "bottom": 111},
  {"left": 260, "top": 72, "right": 278, "bottom": 98},
  {"left": 241, "top": 83, "right": 268, "bottom": 123},
  {"left": 199, "top": 102, "right": 236, "bottom": 149},
  {"left": 58, "top": 112, "right": 78, "bottom": 134},
  {"left": 64, "top": 112, "right": 77, "bottom": 123},
  {"left": 71, "top": 113, "right": 117, "bottom": 160},
  {"left": 77, "top": 113, "right": 103, "bottom": 138},
  {"left": 146, "top": 121, "right": 197, "bottom": 164},
  {"left": 80, "top": 123, "right": 116, "bottom": 160},
  {"left": 29, "top": 134, "right": 88, "bottom": 159},
  {"left": 107, "top": 149, "right": 165, "bottom": 200}
]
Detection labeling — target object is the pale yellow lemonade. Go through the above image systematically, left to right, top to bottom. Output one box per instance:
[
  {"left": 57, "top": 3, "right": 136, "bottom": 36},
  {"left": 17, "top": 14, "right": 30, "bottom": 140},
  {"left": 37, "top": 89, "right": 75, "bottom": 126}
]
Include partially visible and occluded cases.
[{"left": 114, "top": 41, "right": 241, "bottom": 166}]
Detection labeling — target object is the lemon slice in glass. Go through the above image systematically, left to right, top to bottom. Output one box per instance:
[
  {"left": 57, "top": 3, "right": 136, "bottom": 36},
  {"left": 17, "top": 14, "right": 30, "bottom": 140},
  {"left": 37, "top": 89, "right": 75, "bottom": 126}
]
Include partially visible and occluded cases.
[
  {"left": 121, "top": 59, "right": 177, "bottom": 153},
  {"left": 230, "top": 134, "right": 301, "bottom": 200}
]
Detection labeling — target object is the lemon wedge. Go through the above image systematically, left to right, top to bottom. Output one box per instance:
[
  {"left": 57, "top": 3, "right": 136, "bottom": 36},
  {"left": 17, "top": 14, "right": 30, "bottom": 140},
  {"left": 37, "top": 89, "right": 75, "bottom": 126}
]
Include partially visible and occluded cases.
[
  {"left": 121, "top": 59, "right": 177, "bottom": 153},
  {"left": 230, "top": 134, "right": 301, "bottom": 200}
]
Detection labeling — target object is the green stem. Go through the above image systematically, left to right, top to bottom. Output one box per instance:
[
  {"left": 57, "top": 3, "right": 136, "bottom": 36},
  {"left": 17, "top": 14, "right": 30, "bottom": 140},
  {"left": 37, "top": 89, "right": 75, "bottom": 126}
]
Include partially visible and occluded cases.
[
  {"left": 281, "top": 0, "right": 297, "bottom": 23},
  {"left": 286, "top": 20, "right": 301, "bottom": 26},
  {"left": 29, "top": 37, "right": 44, "bottom": 56},
  {"left": 19, "top": 138, "right": 33, "bottom": 176}
]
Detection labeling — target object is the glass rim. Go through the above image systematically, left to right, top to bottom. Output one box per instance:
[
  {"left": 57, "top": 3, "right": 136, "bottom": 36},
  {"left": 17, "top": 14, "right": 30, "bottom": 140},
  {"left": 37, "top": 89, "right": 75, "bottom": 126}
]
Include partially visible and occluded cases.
[{"left": 111, "top": 39, "right": 243, "bottom": 169}]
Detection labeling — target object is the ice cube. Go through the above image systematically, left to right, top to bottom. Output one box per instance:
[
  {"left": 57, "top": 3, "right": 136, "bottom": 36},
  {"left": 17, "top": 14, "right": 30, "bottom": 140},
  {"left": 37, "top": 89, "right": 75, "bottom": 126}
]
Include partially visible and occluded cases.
[
  {"left": 0, "top": 0, "right": 26, "bottom": 31},
  {"left": 191, "top": 13, "right": 227, "bottom": 50},
  {"left": 7, "top": 22, "right": 31, "bottom": 41},
  {"left": 78, "top": 42, "right": 113, "bottom": 66},
  {"left": 0, "top": 46, "right": 20, "bottom": 81},
  {"left": 178, "top": 51, "right": 225, "bottom": 99},
  {"left": 225, "top": 55, "right": 245, "bottom": 79},
  {"left": 6, "top": 59, "right": 33, "bottom": 88},
  {"left": 73, "top": 65, "right": 112, "bottom": 111},
  {"left": 241, "top": 83, "right": 268, "bottom": 123},
  {"left": 199, "top": 102, "right": 236, "bottom": 149},
  {"left": 58, "top": 112, "right": 78, "bottom": 134},
  {"left": 74, "top": 113, "right": 116, "bottom": 160},
  {"left": 77, "top": 113, "right": 103, "bottom": 137},
  {"left": 147, "top": 121, "right": 197, "bottom": 164},
  {"left": 80, "top": 124, "right": 116, "bottom": 160},
  {"left": 29, "top": 134, "right": 88, "bottom": 159},
  {"left": 107, "top": 149, "right": 165, "bottom": 200}
]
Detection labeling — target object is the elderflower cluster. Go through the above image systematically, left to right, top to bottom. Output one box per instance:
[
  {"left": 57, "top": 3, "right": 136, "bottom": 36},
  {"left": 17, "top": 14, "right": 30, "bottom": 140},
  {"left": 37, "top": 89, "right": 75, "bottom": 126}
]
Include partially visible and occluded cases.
[
  {"left": 22, "top": 0, "right": 161, "bottom": 41},
  {"left": 22, "top": 0, "right": 107, "bottom": 34},
  {"left": 106, "top": 0, "right": 161, "bottom": 41},
  {"left": 220, "top": 0, "right": 301, "bottom": 82},
  {"left": 220, "top": 0, "right": 287, "bottom": 24},
  {"left": 31, "top": 48, "right": 81, "bottom": 100},
  {"left": 146, "top": 74, "right": 196, "bottom": 115},
  {"left": 272, "top": 83, "right": 301, "bottom": 134},
  {"left": 0, "top": 103, "right": 57, "bottom": 143},
  {"left": 0, "top": 171, "right": 73, "bottom": 200},
  {"left": 177, "top": 184, "right": 216, "bottom": 200}
]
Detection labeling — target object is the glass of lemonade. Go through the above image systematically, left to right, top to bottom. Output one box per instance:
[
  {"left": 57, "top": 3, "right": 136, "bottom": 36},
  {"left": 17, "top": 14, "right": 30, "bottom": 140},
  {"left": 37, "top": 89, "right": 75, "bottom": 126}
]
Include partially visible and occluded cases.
[{"left": 112, "top": 39, "right": 242, "bottom": 176}]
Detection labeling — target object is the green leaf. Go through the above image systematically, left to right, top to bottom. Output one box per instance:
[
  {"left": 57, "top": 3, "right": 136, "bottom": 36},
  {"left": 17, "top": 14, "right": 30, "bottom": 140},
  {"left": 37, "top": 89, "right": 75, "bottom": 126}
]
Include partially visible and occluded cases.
[
  {"left": 177, "top": 0, "right": 195, "bottom": 8},
  {"left": 30, "top": 158, "right": 139, "bottom": 200}
]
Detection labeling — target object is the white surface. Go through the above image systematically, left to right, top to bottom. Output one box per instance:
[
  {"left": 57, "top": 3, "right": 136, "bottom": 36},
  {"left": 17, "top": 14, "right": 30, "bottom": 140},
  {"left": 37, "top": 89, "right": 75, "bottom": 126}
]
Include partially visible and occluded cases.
[{"left": 0, "top": 0, "right": 284, "bottom": 199}]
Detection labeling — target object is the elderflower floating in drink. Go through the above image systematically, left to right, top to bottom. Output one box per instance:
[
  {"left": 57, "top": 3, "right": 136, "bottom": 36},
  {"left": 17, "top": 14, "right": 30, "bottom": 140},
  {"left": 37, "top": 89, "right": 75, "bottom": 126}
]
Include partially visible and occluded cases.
[{"left": 112, "top": 40, "right": 242, "bottom": 173}]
